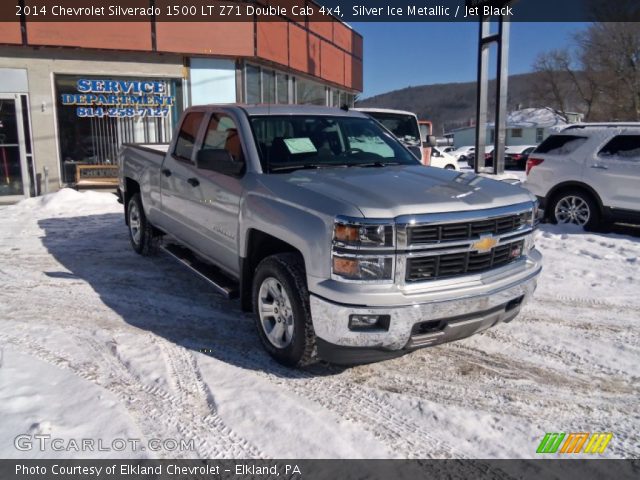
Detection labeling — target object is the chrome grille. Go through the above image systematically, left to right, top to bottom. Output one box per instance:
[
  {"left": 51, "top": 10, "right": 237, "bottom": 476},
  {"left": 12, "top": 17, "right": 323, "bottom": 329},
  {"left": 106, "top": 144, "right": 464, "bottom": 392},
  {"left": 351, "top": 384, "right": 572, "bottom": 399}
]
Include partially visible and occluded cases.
[
  {"left": 407, "top": 212, "right": 530, "bottom": 245},
  {"left": 406, "top": 240, "right": 525, "bottom": 282}
]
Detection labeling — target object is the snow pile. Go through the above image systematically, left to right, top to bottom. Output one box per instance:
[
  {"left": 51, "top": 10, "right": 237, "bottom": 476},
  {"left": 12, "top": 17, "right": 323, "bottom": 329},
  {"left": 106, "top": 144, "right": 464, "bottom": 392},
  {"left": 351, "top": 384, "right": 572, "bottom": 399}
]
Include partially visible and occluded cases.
[
  {"left": 507, "top": 108, "right": 568, "bottom": 129},
  {"left": 0, "top": 188, "right": 638, "bottom": 460},
  {"left": 13, "top": 188, "right": 119, "bottom": 216}
]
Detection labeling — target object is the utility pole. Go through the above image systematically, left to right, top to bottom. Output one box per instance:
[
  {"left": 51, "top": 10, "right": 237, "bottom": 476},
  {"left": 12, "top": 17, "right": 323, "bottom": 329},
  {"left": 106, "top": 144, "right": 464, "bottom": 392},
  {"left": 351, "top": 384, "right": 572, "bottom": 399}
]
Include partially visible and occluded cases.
[{"left": 473, "top": 1, "right": 513, "bottom": 175}]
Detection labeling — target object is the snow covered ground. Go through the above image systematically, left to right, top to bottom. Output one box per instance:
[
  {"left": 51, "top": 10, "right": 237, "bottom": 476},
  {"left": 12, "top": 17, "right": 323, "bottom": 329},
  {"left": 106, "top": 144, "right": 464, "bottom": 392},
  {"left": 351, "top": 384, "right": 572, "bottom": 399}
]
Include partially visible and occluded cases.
[{"left": 0, "top": 189, "right": 638, "bottom": 459}]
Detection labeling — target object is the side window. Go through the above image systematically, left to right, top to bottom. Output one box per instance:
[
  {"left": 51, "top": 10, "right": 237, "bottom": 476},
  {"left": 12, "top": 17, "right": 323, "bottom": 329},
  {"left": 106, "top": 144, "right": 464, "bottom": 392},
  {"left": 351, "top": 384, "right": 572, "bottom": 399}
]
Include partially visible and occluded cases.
[
  {"left": 174, "top": 112, "right": 204, "bottom": 162},
  {"left": 201, "top": 114, "right": 245, "bottom": 164},
  {"left": 419, "top": 124, "right": 428, "bottom": 142},
  {"left": 535, "top": 135, "right": 588, "bottom": 155},
  {"left": 598, "top": 135, "right": 640, "bottom": 160}
]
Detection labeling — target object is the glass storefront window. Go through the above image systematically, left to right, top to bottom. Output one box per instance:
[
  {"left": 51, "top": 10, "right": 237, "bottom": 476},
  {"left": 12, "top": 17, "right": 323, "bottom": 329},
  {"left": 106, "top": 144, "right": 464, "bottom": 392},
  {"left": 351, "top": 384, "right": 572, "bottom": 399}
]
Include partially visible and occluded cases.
[
  {"left": 243, "top": 62, "right": 356, "bottom": 108},
  {"left": 246, "top": 65, "right": 261, "bottom": 104},
  {"left": 263, "top": 69, "right": 275, "bottom": 104},
  {"left": 276, "top": 73, "right": 289, "bottom": 104},
  {"left": 54, "top": 75, "right": 183, "bottom": 184},
  {"left": 296, "top": 78, "right": 326, "bottom": 106},
  {"left": 331, "top": 89, "right": 341, "bottom": 108},
  {"left": 345, "top": 93, "right": 356, "bottom": 107}
]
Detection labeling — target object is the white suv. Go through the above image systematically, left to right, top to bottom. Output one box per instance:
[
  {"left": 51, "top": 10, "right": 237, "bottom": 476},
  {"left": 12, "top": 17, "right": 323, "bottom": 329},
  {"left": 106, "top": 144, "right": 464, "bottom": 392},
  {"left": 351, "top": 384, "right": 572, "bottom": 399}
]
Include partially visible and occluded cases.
[{"left": 525, "top": 124, "right": 640, "bottom": 229}]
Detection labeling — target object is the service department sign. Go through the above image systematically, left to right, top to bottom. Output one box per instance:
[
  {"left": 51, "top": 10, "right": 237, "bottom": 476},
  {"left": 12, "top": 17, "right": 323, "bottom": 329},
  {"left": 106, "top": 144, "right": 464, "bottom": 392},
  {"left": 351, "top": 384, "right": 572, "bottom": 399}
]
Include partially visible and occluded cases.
[{"left": 60, "top": 79, "right": 175, "bottom": 118}]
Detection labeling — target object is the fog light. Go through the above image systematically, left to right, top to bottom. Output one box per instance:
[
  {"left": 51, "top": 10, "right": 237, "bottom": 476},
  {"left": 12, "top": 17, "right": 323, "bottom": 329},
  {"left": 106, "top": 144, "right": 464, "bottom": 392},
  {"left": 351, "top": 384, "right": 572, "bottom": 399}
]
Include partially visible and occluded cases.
[{"left": 348, "top": 314, "right": 390, "bottom": 332}]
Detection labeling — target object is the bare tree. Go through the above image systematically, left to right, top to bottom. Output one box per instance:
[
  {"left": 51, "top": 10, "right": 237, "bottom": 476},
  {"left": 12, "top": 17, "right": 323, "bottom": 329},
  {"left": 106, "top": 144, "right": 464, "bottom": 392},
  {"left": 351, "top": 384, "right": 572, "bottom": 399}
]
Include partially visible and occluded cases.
[
  {"left": 533, "top": 10, "right": 640, "bottom": 122},
  {"left": 577, "top": 22, "right": 640, "bottom": 121},
  {"left": 532, "top": 49, "right": 572, "bottom": 119}
]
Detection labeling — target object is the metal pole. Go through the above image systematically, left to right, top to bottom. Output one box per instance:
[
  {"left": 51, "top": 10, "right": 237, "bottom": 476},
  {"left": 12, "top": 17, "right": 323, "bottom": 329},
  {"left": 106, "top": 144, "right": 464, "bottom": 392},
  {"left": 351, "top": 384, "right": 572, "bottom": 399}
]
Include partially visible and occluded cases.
[
  {"left": 474, "top": 18, "right": 491, "bottom": 174},
  {"left": 494, "top": 18, "right": 510, "bottom": 175}
]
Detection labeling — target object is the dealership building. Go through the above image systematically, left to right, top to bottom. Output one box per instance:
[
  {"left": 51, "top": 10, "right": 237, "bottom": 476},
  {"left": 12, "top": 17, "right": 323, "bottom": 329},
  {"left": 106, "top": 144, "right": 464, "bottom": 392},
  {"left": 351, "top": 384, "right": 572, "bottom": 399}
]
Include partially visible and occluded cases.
[{"left": 0, "top": 6, "right": 363, "bottom": 202}]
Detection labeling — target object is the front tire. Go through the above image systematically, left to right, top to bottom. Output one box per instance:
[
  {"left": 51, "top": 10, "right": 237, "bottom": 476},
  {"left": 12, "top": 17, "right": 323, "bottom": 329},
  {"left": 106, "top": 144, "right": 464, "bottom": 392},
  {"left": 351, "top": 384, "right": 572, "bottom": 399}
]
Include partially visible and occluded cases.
[
  {"left": 549, "top": 189, "right": 601, "bottom": 230},
  {"left": 127, "top": 193, "right": 159, "bottom": 255},
  {"left": 252, "top": 253, "right": 317, "bottom": 367}
]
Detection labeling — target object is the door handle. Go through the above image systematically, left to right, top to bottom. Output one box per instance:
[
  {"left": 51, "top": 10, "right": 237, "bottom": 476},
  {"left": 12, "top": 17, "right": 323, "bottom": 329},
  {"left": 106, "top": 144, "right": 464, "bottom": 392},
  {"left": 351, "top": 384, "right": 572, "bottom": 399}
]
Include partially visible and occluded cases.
[
  {"left": 591, "top": 164, "right": 608, "bottom": 170},
  {"left": 161, "top": 168, "right": 172, "bottom": 177},
  {"left": 187, "top": 177, "right": 200, "bottom": 187}
]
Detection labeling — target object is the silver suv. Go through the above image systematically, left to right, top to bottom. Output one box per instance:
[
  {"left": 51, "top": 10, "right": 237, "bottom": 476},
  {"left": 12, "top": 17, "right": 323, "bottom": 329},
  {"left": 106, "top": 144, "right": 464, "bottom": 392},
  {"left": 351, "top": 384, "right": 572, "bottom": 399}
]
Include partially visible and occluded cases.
[{"left": 525, "top": 124, "right": 640, "bottom": 229}]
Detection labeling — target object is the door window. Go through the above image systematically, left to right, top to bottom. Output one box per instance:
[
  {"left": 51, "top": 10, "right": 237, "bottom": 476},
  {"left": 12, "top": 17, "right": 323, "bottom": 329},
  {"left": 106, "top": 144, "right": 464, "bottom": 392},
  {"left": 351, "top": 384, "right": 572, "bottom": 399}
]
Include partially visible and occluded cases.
[
  {"left": 0, "top": 99, "right": 24, "bottom": 196},
  {"left": 174, "top": 112, "right": 204, "bottom": 162},
  {"left": 201, "top": 114, "right": 244, "bottom": 164},
  {"left": 598, "top": 135, "right": 640, "bottom": 160}
]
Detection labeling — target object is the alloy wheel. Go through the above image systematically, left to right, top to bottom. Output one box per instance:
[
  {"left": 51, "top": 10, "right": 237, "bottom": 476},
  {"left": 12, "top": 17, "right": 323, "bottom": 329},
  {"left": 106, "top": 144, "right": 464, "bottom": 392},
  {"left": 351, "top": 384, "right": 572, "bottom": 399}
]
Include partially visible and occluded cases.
[
  {"left": 554, "top": 195, "right": 591, "bottom": 226},
  {"left": 258, "top": 277, "right": 295, "bottom": 349}
]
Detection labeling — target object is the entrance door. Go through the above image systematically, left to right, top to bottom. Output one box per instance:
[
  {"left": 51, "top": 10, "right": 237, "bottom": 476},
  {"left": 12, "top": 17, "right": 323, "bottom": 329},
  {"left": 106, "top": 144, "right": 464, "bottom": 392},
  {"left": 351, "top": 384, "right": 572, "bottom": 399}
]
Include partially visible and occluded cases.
[{"left": 0, "top": 95, "right": 30, "bottom": 201}]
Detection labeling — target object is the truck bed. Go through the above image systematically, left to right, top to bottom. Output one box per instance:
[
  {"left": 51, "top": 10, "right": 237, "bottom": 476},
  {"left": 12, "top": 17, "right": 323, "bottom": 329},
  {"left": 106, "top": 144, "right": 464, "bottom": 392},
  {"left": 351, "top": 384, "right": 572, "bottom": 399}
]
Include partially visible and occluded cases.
[{"left": 119, "top": 143, "right": 169, "bottom": 172}]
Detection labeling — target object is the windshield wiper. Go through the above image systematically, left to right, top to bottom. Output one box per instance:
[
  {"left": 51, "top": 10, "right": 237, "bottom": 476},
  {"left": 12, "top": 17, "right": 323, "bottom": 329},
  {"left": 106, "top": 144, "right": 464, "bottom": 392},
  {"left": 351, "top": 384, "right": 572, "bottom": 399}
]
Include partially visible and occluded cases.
[
  {"left": 353, "top": 161, "right": 402, "bottom": 168},
  {"left": 269, "top": 163, "right": 351, "bottom": 173}
]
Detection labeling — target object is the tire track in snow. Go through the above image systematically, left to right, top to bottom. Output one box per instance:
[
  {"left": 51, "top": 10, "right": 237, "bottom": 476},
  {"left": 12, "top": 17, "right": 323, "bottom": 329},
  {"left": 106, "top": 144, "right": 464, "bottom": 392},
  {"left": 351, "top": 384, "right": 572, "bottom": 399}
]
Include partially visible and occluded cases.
[
  {"left": 541, "top": 295, "right": 640, "bottom": 313},
  {"left": 482, "top": 327, "right": 635, "bottom": 379},
  {"left": 0, "top": 332, "right": 264, "bottom": 459},
  {"left": 183, "top": 341, "right": 464, "bottom": 460},
  {"left": 377, "top": 344, "right": 638, "bottom": 458}
]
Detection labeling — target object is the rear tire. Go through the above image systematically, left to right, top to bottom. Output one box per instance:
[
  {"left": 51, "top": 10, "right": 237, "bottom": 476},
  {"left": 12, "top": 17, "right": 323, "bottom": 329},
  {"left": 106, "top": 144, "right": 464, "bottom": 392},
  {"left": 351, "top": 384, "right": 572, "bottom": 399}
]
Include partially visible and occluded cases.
[
  {"left": 445, "top": 164, "right": 456, "bottom": 170},
  {"left": 548, "top": 189, "right": 601, "bottom": 231},
  {"left": 127, "top": 193, "right": 159, "bottom": 255},
  {"left": 252, "top": 253, "right": 317, "bottom": 367}
]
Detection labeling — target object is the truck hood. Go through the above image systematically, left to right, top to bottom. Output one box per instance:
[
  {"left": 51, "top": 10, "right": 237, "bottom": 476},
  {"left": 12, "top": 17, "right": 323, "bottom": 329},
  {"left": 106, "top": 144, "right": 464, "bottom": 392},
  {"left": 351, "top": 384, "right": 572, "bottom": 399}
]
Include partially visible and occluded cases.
[{"left": 265, "top": 165, "right": 534, "bottom": 218}]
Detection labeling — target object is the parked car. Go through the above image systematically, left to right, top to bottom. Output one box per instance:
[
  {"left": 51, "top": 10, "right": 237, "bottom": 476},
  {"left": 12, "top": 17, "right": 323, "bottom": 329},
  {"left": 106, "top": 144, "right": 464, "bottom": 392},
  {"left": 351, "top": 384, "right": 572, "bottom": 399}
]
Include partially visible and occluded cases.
[
  {"left": 119, "top": 105, "right": 542, "bottom": 367},
  {"left": 353, "top": 108, "right": 426, "bottom": 163},
  {"left": 525, "top": 124, "right": 640, "bottom": 229},
  {"left": 438, "top": 145, "right": 455, "bottom": 154},
  {"left": 452, "top": 145, "right": 475, "bottom": 162},
  {"left": 482, "top": 145, "right": 535, "bottom": 170},
  {"left": 504, "top": 145, "right": 537, "bottom": 170},
  {"left": 430, "top": 146, "right": 459, "bottom": 170},
  {"left": 468, "top": 146, "right": 495, "bottom": 169}
]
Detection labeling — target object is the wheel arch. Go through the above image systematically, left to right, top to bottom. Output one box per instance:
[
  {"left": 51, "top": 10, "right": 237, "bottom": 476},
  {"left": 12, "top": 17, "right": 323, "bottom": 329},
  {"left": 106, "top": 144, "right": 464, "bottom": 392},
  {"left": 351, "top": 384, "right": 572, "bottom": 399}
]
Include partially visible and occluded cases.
[
  {"left": 123, "top": 177, "right": 141, "bottom": 226},
  {"left": 546, "top": 181, "right": 604, "bottom": 216},
  {"left": 240, "top": 230, "right": 303, "bottom": 312}
]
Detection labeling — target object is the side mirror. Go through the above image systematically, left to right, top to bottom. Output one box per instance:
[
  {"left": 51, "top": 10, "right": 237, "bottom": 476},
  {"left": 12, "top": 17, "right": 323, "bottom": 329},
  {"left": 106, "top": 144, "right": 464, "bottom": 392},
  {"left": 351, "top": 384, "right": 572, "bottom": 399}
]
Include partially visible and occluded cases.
[
  {"left": 425, "top": 135, "right": 438, "bottom": 147},
  {"left": 196, "top": 149, "right": 244, "bottom": 176}
]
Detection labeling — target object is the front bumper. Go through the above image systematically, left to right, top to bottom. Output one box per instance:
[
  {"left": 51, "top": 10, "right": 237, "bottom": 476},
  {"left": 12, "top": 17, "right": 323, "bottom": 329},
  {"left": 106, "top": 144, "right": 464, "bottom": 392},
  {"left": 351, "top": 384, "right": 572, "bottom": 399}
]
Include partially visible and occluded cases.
[{"left": 310, "top": 250, "right": 541, "bottom": 363}]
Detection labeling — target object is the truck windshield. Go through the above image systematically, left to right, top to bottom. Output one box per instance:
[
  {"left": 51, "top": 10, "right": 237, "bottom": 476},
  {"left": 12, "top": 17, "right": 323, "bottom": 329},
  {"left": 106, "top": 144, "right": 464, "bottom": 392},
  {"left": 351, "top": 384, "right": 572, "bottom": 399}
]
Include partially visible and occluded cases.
[
  {"left": 363, "top": 112, "right": 421, "bottom": 145},
  {"left": 250, "top": 115, "right": 420, "bottom": 173}
]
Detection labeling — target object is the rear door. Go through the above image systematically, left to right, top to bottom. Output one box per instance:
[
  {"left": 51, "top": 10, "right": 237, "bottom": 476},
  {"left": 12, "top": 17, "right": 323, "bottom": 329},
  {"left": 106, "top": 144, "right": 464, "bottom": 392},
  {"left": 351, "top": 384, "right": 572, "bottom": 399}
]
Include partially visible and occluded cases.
[
  {"left": 159, "top": 110, "right": 206, "bottom": 245},
  {"left": 587, "top": 133, "right": 640, "bottom": 211}
]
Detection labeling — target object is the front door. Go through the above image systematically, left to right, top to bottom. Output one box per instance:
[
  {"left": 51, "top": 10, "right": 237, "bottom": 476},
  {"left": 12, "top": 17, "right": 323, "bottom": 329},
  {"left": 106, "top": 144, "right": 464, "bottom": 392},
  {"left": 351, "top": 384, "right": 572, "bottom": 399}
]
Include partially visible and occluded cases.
[
  {"left": 0, "top": 95, "right": 31, "bottom": 201},
  {"left": 187, "top": 111, "right": 245, "bottom": 276}
]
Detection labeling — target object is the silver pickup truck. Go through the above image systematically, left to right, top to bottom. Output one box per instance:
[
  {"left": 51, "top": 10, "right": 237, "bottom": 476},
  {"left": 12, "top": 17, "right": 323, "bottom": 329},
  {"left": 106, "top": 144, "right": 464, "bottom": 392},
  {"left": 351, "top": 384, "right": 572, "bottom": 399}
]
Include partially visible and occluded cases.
[{"left": 118, "top": 105, "right": 542, "bottom": 367}]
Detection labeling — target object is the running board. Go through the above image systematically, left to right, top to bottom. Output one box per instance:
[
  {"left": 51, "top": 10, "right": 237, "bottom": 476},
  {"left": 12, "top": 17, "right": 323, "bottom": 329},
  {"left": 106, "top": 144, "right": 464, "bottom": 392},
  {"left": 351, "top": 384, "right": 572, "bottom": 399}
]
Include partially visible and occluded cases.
[{"left": 160, "top": 243, "right": 238, "bottom": 299}]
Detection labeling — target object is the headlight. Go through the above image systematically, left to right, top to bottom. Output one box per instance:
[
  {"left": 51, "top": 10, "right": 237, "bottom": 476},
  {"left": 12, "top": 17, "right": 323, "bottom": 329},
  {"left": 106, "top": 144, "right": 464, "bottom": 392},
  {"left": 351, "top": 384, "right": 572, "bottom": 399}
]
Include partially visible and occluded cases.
[
  {"left": 332, "top": 217, "right": 395, "bottom": 282},
  {"left": 333, "top": 219, "right": 394, "bottom": 248},
  {"left": 332, "top": 255, "right": 393, "bottom": 281}
]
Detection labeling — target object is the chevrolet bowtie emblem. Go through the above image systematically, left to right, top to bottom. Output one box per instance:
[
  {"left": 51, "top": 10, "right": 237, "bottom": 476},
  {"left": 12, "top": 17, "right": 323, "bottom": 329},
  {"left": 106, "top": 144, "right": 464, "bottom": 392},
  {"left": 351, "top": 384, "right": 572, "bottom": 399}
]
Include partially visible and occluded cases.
[{"left": 472, "top": 235, "right": 498, "bottom": 253}]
